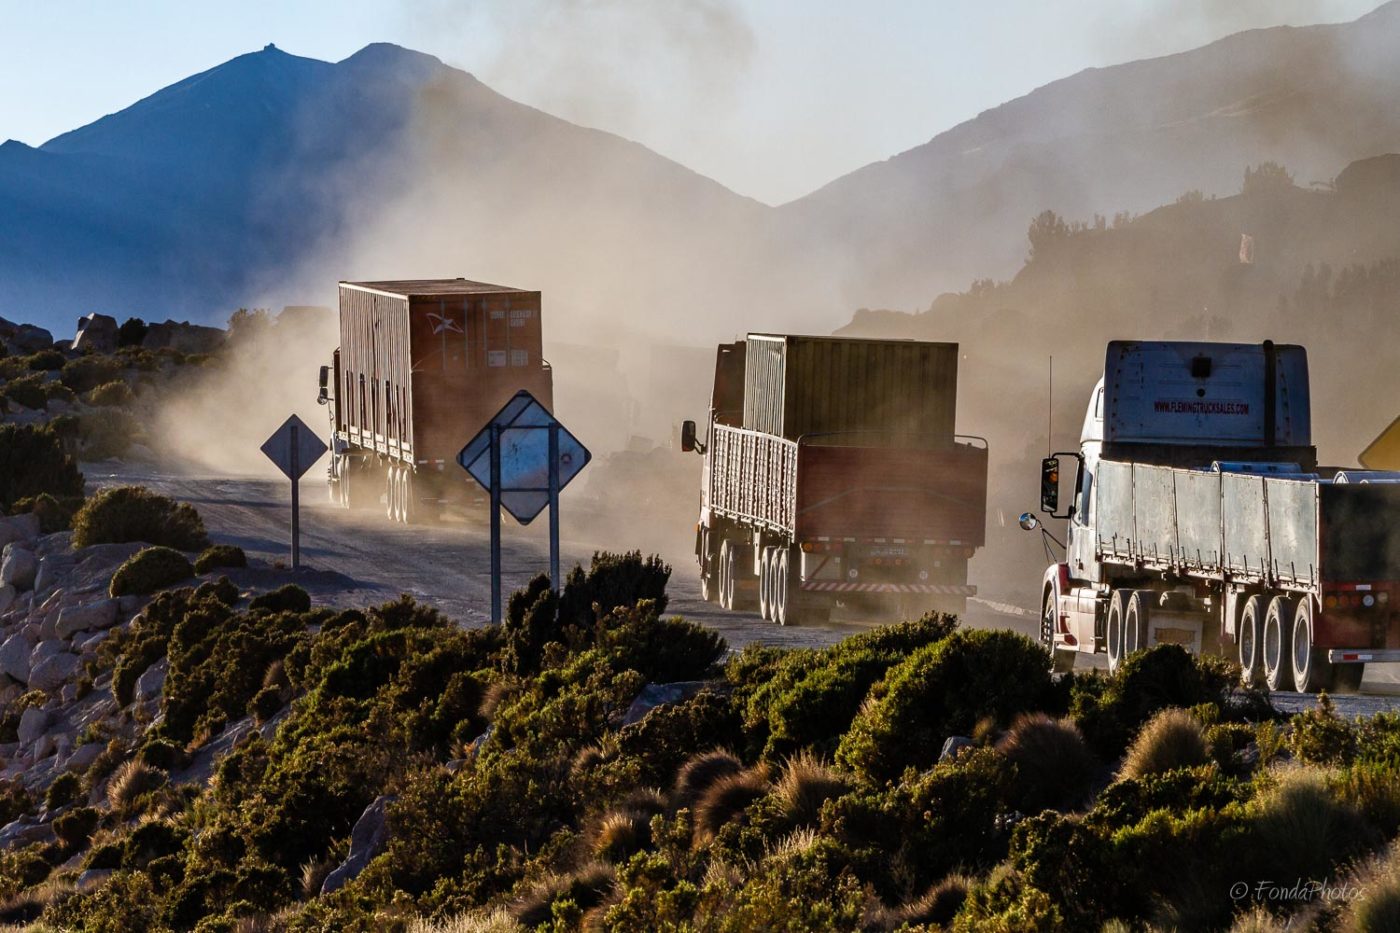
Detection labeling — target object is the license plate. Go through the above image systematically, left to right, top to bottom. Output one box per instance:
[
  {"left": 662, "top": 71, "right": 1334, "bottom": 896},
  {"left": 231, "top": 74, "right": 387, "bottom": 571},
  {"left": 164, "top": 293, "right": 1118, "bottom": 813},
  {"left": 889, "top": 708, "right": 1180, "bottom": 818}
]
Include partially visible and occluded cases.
[{"left": 868, "top": 546, "right": 908, "bottom": 558}]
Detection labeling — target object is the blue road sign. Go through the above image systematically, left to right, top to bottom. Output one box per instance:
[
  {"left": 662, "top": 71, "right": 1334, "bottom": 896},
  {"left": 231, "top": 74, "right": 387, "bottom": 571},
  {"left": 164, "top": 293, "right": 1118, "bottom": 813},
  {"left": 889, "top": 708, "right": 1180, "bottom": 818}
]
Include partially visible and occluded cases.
[{"left": 458, "top": 391, "right": 591, "bottom": 525}]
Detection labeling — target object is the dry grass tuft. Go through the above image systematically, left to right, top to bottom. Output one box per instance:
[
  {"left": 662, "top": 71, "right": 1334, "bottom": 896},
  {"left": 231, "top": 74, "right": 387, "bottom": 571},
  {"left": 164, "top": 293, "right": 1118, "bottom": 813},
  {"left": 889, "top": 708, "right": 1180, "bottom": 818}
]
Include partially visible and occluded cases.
[
  {"left": 1119, "top": 708, "right": 1208, "bottom": 780},
  {"left": 996, "top": 713, "right": 1096, "bottom": 812},
  {"left": 672, "top": 749, "right": 744, "bottom": 808},
  {"left": 772, "top": 751, "right": 850, "bottom": 826},
  {"left": 106, "top": 759, "right": 168, "bottom": 814},
  {"left": 693, "top": 766, "right": 771, "bottom": 845},
  {"left": 1340, "top": 838, "right": 1400, "bottom": 932},
  {"left": 510, "top": 863, "right": 615, "bottom": 928},
  {"left": 867, "top": 874, "right": 971, "bottom": 931},
  {"left": 1228, "top": 907, "right": 1290, "bottom": 932}
]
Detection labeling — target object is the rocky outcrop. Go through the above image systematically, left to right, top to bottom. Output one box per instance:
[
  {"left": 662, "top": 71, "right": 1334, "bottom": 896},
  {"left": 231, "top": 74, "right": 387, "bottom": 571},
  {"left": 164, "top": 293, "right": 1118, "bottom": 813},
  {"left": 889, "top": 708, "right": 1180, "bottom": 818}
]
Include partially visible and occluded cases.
[
  {"left": 72, "top": 313, "right": 119, "bottom": 354},
  {"left": 142, "top": 320, "right": 224, "bottom": 354},
  {"left": 0, "top": 546, "right": 37, "bottom": 591},
  {"left": 55, "top": 599, "right": 119, "bottom": 639},
  {"left": 322, "top": 795, "right": 396, "bottom": 894}
]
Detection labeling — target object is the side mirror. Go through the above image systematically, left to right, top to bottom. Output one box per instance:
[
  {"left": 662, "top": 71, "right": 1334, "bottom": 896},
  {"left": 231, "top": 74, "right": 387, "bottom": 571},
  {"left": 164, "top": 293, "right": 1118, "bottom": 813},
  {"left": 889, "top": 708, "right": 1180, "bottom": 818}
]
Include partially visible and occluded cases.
[
  {"left": 317, "top": 365, "right": 330, "bottom": 405},
  {"left": 680, "top": 419, "right": 698, "bottom": 452},
  {"left": 1040, "top": 457, "right": 1060, "bottom": 514},
  {"left": 1018, "top": 512, "right": 1040, "bottom": 531}
]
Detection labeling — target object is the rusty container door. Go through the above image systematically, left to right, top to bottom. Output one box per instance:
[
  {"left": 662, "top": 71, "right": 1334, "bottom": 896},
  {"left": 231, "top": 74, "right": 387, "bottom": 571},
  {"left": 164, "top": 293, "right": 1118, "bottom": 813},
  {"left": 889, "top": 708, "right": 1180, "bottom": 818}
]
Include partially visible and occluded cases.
[{"left": 742, "top": 334, "right": 958, "bottom": 445}]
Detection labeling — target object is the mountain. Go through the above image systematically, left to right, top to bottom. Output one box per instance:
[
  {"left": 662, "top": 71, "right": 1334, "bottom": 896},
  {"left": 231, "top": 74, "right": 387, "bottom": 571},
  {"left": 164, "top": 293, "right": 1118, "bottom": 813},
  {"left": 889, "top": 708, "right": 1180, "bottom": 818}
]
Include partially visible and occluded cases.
[
  {"left": 780, "top": 0, "right": 1400, "bottom": 311},
  {"left": 0, "top": 43, "right": 773, "bottom": 342}
]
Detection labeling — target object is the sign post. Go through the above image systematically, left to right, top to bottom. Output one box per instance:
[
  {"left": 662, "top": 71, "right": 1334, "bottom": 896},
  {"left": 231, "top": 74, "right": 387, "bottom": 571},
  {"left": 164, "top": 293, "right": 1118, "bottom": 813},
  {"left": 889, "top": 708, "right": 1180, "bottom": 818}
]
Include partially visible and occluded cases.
[
  {"left": 458, "top": 391, "right": 591, "bottom": 622},
  {"left": 260, "top": 414, "right": 328, "bottom": 570}
]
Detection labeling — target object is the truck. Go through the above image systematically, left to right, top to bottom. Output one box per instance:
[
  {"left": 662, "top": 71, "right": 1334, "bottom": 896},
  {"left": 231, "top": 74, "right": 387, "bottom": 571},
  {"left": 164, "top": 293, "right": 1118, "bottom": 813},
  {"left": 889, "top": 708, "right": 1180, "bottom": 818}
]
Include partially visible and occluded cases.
[
  {"left": 317, "top": 279, "right": 553, "bottom": 522},
  {"left": 681, "top": 334, "right": 989, "bottom": 625},
  {"left": 1026, "top": 340, "right": 1400, "bottom": 693}
]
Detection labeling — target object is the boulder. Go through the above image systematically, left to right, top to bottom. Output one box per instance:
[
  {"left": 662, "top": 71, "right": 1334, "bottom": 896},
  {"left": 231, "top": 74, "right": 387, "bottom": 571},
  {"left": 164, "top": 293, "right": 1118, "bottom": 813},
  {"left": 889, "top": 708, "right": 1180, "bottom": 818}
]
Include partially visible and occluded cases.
[
  {"left": 72, "top": 313, "right": 119, "bottom": 354},
  {"left": 142, "top": 320, "right": 224, "bottom": 354},
  {"left": 10, "top": 324, "right": 54, "bottom": 353},
  {"left": 5, "top": 513, "right": 40, "bottom": 543},
  {"left": 0, "top": 546, "right": 37, "bottom": 591},
  {"left": 33, "top": 556, "right": 73, "bottom": 594},
  {"left": 0, "top": 585, "right": 14, "bottom": 616},
  {"left": 56, "top": 599, "right": 119, "bottom": 639},
  {"left": 74, "top": 629, "right": 110, "bottom": 656},
  {"left": 0, "top": 630, "right": 36, "bottom": 683},
  {"left": 28, "top": 651, "right": 81, "bottom": 693},
  {"left": 134, "top": 659, "right": 168, "bottom": 705},
  {"left": 622, "top": 681, "right": 708, "bottom": 726},
  {"left": 17, "top": 708, "right": 50, "bottom": 746},
  {"left": 939, "top": 735, "right": 974, "bottom": 763},
  {"left": 63, "top": 742, "right": 104, "bottom": 774},
  {"left": 321, "top": 795, "right": 396, "bottom": 894},
  {"left": 0, "top": 818, "right": 54, "bottom": 850}
]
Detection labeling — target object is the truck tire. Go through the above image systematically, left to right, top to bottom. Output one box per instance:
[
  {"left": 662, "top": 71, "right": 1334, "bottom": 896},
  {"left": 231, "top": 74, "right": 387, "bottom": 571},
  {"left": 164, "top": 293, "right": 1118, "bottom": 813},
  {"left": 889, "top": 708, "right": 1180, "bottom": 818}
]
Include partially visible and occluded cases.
[
  {"left": 344, "top": 458, "right": 380, "bottom": 511},
  {"left": 386, "top": 465, "right": 401, "bottom": 523},
  {"left": 698, "top": 529, "right": 717, "bottom": 603},
  {"left": 718, "top": 540, "right": 734, "bottom": 610},
  {"left": 724, "top": 543, "right": 756, "bottom": 612},
  {"left": 759, "top": 547, "right": 774, "bottom": 622},
  {"left": 1040, "top": 588, "right": 1056, "bottom": 653},
  {"left": 1106, "top": 589, "right": 1127, "bottom": 673},
  {"left": 1124, "top": 590, "right": 1151, "bottom": 657},
  {"left": 1237, "top": 595, "right": 1265, "bottom": 686},
  {"left": 1263, "top": 595, "right": 1295, "bottom": 692},
  {"left": 1290, "top": 599, "right": 1328, "bottom": 693}
]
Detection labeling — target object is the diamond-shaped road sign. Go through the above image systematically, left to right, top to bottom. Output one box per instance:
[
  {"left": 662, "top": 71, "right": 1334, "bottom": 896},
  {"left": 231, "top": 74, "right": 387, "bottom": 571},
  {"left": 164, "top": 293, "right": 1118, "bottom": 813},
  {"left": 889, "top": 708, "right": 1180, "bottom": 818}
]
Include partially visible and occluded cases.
[
  {"left": 458, "top": 390, "right": 590, "bottom": 524},
  {"left": 261, "top": 414, "right": 328, "bottom": 481},
  {"left": 1361, "top": 415, "right": 1400, "bottom": 471}
]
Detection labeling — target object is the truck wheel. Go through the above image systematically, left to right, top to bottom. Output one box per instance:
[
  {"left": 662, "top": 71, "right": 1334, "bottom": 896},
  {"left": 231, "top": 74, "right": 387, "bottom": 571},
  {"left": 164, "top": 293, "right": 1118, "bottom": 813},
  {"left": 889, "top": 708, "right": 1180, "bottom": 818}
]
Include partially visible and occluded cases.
[
  {"left": 344, "top": 459, "right": 380, "bottom": 511},
  {"left": 385, "top": 465, "right": 400, "bottom": 523},
  {"left": 401, "top": 469, "right": 418, "bottom": 525},
  {"left": 698, "top": 529, "right": 717, "bottom": 602},
  {"left": 718, "top": 540, "right": 734, "bottom": 610},
  {"left": 727, "top": 544, "right": 756, "bottom": 612},
  {"left": 758, "top": 548, "right": 774, "bottom": 622},
  {"left": 772, "top": 550, "right": 789, "bottom": 624},
  {"left": 1040, "top": 589, "right": 1056, "bottom": 653},
  {"left": 1106, "top": 589, "right": 1127, "bottom": 673},
  {"left": 1124, "top": 590, "right": 1151, "bottom": 657},
  {"left": 1237, "top": 595, "right": 1265, "bottom": 686},
  {"left": 1263, "top": 595, "right": 1294, "bottom": 692},
  {"left": 1290, "top": 599, "right": 1327, "bottom": 693},
  {"left": 1329, "top": 663, "right": 1364, "bottom": 693}
]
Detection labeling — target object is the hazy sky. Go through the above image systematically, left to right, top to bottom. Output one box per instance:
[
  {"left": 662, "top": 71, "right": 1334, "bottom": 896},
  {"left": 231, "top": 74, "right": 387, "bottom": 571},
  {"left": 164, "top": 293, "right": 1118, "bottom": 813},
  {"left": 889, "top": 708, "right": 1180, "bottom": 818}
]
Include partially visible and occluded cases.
[{"left": 1, "top": 0, "right": 1384, "bottom": 204}]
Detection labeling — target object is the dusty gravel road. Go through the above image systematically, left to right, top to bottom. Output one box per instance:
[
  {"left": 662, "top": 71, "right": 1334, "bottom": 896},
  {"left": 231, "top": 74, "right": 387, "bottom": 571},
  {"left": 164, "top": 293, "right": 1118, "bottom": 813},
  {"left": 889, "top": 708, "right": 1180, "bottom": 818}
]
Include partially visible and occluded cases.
[{"left": 87, "top": 460, "right": 1400, "bottom": 715}]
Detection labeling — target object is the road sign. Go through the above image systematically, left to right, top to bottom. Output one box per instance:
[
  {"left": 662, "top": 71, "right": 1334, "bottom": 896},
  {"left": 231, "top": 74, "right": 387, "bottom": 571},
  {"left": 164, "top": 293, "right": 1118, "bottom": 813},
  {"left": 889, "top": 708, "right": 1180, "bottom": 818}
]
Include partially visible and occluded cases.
[
  {"left": 458, "top": 390, "right": 591, "bottom": 622},
  {"left": 458, "top": 392, "right": 590, "bottom": 524},
  {"left": 261, "top": 414, "right": 328, "bottom": 569},
  {"left": 261, "top": 414, "right": 328, "bottom": 481},
  {"left": 1360, "top": 415, "right": 1400, "bottom": 470}
]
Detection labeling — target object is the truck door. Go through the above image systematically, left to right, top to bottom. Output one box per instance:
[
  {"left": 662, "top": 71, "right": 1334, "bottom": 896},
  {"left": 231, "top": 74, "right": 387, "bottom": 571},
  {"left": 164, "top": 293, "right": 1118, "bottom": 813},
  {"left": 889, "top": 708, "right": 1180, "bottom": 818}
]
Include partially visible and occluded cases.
[{"left": 1066, "top": 451, "right": 1103, "bottom": 645}]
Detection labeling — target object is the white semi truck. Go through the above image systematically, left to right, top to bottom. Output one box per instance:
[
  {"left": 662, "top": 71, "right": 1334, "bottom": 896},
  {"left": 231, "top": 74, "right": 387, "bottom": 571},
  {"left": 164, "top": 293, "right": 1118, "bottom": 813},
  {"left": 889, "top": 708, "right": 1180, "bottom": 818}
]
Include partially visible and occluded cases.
[{"left": 1025, "top": 340, "right": 1400, "bottom": 693}]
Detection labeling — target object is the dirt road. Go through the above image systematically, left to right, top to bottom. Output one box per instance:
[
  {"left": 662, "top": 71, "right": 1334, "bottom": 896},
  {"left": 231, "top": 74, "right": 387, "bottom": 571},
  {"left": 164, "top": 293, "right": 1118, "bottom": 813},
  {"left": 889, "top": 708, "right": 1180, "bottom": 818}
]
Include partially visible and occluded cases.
[{"left": 87, "top": 461, "right": 1397, "bottom": 714}]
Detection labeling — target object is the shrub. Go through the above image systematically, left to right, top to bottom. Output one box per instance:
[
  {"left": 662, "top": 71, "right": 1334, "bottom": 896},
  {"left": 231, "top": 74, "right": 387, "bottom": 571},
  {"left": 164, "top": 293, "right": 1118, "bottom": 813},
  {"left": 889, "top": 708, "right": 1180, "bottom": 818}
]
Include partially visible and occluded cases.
[
  {"left": 24, "top": 349, "right": 64, "bottom": 371},
  {"left": 60, "top": 354, "right": 123, "bottom": 393},
  {"left": 2, "top": 373, "right": 49, "bottom": 409},
  {"left": 87, "top": 380, "right": 134, "bottom": 407},
  {"left": 78, "top": 408, "right": 138, "bottom": 459},
  {"left": 0, "top": 423, "right": 84, "bottom": 512},
  {"left": 72, "top": 485, "right": 209, "bottom": 550},
  {"left": 11, "top": 491, "right": 80, "bottom": 533},
  {"left": 195, "top": 544, "right": 247, "bottom": 575},
  {"left": 110, "top": 546, "right": 195, "bottom": 597},
  {"left": 194, "top": 576, "right": 240, "bottom": 607},
  {"left": 249, "top": 584, "right": 311, "bottom": 614},
  {"left": 838, "top": 630, "right": 1052, "bottom": 781},
  {"left": 1289, "top": 693, "right": 1357, "bottom": 765},
  {"left": 1119, "top": 708, "right": 1209, "bottom": 780},
  {"left": 996, "top": 713, "right": 1097, "bottom": 812},
  {"left": 138, "top": 738, "right": 190, "bottom": 772},
  {"left": 673, "top": 749, "right": 744, "bottom": 808},
  {"left": 773, "top": 751, "right": 850, "bottom": 826},
  {"left": 106, "top": 760, "right": 168, "bottom": 814},
  {"left": 693, "top": 766, "right": 771, "bottom": 844},
  {"left": 1250, "top": 766, "right": 1372, "bottom": 885},
  {"left": 45, "top": 771, "right": 83, "bottom": 810},
  {"left": 53, "top": 806, "right": 100, "bottom": 849},
  {"left": 591, "top": 808, "right": 654, "bottom": 863},
  {"left": 1342, "top": 841, "right": 1400, "bottom": 933},
  {"left": 511, "top": 863, "right": 615, "bottom": 927}
]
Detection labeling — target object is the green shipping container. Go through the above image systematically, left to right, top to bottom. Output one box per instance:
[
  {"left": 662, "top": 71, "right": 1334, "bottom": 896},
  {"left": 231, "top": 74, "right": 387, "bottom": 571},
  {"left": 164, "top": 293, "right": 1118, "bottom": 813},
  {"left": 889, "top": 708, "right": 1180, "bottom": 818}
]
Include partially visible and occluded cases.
[{"left": 741, "top": 334, "right": 959, "bottom": 445}]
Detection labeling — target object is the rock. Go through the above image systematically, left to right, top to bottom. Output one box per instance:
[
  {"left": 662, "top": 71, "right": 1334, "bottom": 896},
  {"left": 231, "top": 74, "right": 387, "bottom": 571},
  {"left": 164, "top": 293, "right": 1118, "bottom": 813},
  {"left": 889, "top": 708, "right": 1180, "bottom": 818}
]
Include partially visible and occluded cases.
[
  {"left": 72, "top": 313, "right": 119, "bottom": 354},
  {"left": 142, "top": 320, "right": 224, "bottom": 354},
  {"left": 10, "top": 324, "right": 54, "bottom": 353},
  {"left": 0, "top": 513, "right": 41, "bottom": 544},
  {"left": 0, "top": 546, "right": 37, "bottom": 591},
  {"left": 33, "top": 556, "right": 72, "bottom": 594},
  {"left": 0, "top": 585, "right": 15, "bottom": 615},
  {"left": 117, "top": 595, "right": 145, "bottom": 616},
  {"left": 56, "top": 599, "right": 119, "bottom": 639},
  {"left": 74, "top": 629, "right": 110, "bottom": 656},
  {"left": 0, "top": 630, "right": 36, "bottom": 683},
  {"left": 29, "top": 639, "right": 63, "bottom": 671},
  {"left": 28, "top": 651, "right": 81, "bottom": 693},
  {"left": 134, "top": 659, "right": 168, "bottom": 705},
  {"left": 622, "top": 681, "right": 708, "bottom": 726},
  {"left": 60, "top": 683, "right": 78, "bottom": 704},
  {"left": 17, "top": 708, "right": 50, "bottom": 746},
  {"left": 939, "top": 736, "right": 974, "bottom": 763},
  {"left": 63, "top": 743, "right": 104, "bottom": 773},
  {"left": 321, "top": 795, "right": 396, "bottom": 894},
  {"left": 0, "top": 818, "right": 54, "bottom": 850},
  {"left": 76, "top": 869, "right": 113, "bottom": 893}
]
